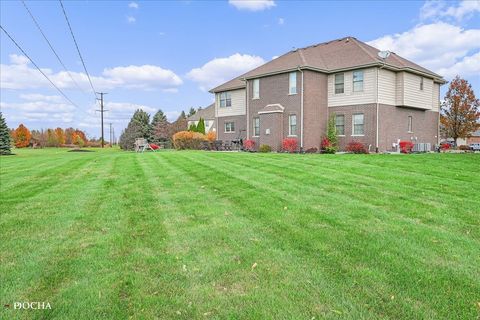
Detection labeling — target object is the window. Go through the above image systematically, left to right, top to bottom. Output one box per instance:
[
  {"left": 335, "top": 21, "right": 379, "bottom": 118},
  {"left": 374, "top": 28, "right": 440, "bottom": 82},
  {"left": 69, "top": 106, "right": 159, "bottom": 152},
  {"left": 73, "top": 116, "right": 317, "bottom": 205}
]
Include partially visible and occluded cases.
[
  {"left": 353, "top": 70, "right": 364, "bottom": 92},
  {"left": 289, "top": 72, "right": 297, "bottom": 94},
  {"left": 335, "top": 73, "right": 344, "bottom": 94},
  {"left": 420, "top": 77, "right": 424, "bottom": 90},
  {"left": 253, "top": 79, "right": 260, "bottom": 99},
  {"left": 219, "top": 92, "right": 232, "bottom": 108},
  {"left": 352, "top": 113, "right": 364, "bottom": 136},
  {"left": 289, "top": 114, "right": 297, "bottom": 136},
  {"left": 335, "top": 114, "right": 345, "bottom": 135},
  {"left": 408, "top": 116, "right": 413, "bottom": 133},
  {"left": 253, "top": 117, "right": 260, "bottom": 136},
  {"left": 224, "top": 121, "right": 235, "bottom": 133}
]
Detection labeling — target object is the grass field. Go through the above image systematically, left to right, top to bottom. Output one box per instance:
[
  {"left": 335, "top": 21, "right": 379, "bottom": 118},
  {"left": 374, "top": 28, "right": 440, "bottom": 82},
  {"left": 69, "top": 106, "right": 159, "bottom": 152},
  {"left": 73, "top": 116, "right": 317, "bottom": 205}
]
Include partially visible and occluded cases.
[{"left": 0, "top": 148, "right": 479, "bottom": 319}]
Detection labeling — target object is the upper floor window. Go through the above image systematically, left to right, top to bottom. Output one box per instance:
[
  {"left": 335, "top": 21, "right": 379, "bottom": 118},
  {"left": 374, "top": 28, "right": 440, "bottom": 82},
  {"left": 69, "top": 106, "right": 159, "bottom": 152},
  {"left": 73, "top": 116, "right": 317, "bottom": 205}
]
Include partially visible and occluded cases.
[
  {"left": 353, "top": 70, "right": 364, "bottom": 92},
  {"left": 289, "top": 72, "right": 297, "bottom": 95},
  {"left": 335, "top": 73, "right": 344, "bottom": 94},
  {"left": 420, "top": 77, "right": 424, "bottom": 90},
  {"left": 253, "top": 79, "right": 260, "bottom": 99},
  {"left": 219, "top": 92, "right": 232, "bottom": 108},
  {"left": 352, "top": 113, "right": 364, "bottom": 136},
  {"left": 289, "top": 114, "right": 297, "bottom": 136},
  {"left": 335, "top": 114, "right": 345, "bottom": 136},
  {"left": 408, "top": 116, "right": 413, "bottom": 133},
  {"left": 253, "top": 117, "right": 260, "bottom": 136},
  {"left": 224, "top": 121, "right": 235, "bottom": 133}
]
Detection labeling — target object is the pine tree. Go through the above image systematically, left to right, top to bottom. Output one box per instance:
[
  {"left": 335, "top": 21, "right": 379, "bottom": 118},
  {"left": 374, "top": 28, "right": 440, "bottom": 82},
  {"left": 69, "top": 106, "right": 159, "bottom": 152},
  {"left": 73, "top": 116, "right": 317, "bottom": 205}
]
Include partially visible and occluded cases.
[
  {"left": 187, "top": 107, "right": 196, "bottom": 117},
  {"left": 119, "top": 109, "right": 153, "bottom": 150},
  {"left": 151, "top": 109, "right": 171, "bottom": 144},
  {"left": 0, "top": 112, "right": 12, "bottom": 155},
  {"left": 327, "top": 114, "right": 338, "bottom": 148},
  {"left": 196, "top": 117, "right": 206, "bottom": 134},
  {"left": 188, "top": 123, "right": 197, "bottom": 132}
]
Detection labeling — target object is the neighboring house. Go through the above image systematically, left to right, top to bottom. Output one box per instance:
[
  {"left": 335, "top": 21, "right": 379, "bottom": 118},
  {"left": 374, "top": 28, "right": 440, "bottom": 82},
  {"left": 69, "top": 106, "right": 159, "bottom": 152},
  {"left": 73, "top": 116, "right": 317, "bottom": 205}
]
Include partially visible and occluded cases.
[
  {"left": 210, "top": 36, "right": 445, "bottom": 152},
  {"left": 187, "top": 103, "right": 216, "bottom": 133},
  {"left": 467, "top": 130, "right": 480, "bottom": 145}
]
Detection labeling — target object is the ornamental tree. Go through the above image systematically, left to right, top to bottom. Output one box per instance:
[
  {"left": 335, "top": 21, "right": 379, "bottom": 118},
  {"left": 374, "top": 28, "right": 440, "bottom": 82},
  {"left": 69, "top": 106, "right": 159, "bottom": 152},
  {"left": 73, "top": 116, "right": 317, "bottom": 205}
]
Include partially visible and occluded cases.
[
  {"left": 440, "top": 76, "right": 480, "bottom": 146},
  {"left": 0, "top": 112, "right": 12, "bottom": 155},
  {"left": 196, "top": 118, "right": 206, "bottom": 135},
  {"left": 12, "top": 124, "right": 31, "bottom": 148}
]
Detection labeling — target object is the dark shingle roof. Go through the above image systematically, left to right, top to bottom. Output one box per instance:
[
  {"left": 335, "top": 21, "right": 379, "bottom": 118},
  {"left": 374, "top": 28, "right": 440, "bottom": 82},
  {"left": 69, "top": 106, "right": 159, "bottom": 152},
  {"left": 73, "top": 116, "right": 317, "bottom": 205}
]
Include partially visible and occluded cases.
[
  {"left": 210, "top": 36, "right": 445, "bottom": 93},
  {"left": 187, "top": 103, "right": 215, "bottom": 121}
]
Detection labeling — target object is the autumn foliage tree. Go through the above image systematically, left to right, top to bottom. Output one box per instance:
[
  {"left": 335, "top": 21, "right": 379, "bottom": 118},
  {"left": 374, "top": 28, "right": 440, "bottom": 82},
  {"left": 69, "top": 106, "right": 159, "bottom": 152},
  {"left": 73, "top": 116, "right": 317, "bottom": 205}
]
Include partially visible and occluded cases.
[
  {"left": 441, "top": 76, "right": 480, "bottom": 146},
  {"left": 12, "top": 124, "right": 31, "bottom": 148},
  {"left": 55, "top": 127, "right": 66, "bottom": 145}
]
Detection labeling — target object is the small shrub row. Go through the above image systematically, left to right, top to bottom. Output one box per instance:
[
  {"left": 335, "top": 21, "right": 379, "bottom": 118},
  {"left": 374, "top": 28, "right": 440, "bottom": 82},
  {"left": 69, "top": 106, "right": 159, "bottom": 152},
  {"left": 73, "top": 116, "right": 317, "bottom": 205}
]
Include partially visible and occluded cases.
[
  {"left": 172, "top": 131, "right": 206, "bottom": 150},
  {"left": 282, "top": 138, "right": 298, "bottom": 153},
  {"left": 346, "top": 141, "right": 369, "bottom": 154},
  {"left": 399, "top": 141, "right": 414, "bottom": 154}
]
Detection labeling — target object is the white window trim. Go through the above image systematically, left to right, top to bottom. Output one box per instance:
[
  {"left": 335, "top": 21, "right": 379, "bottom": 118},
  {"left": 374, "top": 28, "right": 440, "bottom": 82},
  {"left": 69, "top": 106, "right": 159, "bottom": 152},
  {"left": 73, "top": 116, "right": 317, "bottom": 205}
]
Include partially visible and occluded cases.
[
  {"left": 352, "top": 70, "right": 364, "bottom": 93},
  {"left": 289, "top": 72, "right": 297, "bottom": 95},
  {"left": 334, "top": 73, "right": 345, "bottom": 95},
  {"left": 253, "top": 79, "right": 260, "bottom": 100},
  {"left": 351, "top": 113, "right": 365, "bottom": 137},
  {"left": 289, "top": 114, "right": 297, "bottom": 136},
  {"left": 335, "top": 114, "right": 345, "bottom": 137},
  {"left": 408, "top": 116, "right": 413, "bottom": 133},
  {"left": 252, "top": 117, "right": 260, "bottom": 137},
  {"left": 224, "top": 122, "right": 235, "bottom": 133}
]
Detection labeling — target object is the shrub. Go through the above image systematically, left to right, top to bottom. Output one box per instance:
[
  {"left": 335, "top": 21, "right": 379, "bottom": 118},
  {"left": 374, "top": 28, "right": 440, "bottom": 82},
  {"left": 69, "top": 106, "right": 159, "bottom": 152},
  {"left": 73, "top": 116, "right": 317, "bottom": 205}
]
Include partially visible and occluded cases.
[
  {"left": 172, "top": 131, "right": 206, "bottom": 150},
  {"left": 206, "top": 131, "right": 216, "bottom": 142},
  {"left": 320, "top": 137, "right": 336, "bottom": 154},
  {"left": 282, "top": 138, "right": 298, "bottom": 153},
  {"left": 243, "top": 139, "right": 256, "bottom": 151},
  {"left": 346, "top": 141, "right": 368, "bottom": 154},
  {"left": 399, "top": 141, "right": 414, "bottom": 154},
  {"left": 440, "top": 143, "right": 451, "bottom": 151},
  {"left": 258, "top": 144, "right": 272, "bottom": 153},
  {"left": 458, "top": 145, "right": 470, "bottom": 151},
  {"left": 305, "top": 147, "right": 318, "bottom": 154}
]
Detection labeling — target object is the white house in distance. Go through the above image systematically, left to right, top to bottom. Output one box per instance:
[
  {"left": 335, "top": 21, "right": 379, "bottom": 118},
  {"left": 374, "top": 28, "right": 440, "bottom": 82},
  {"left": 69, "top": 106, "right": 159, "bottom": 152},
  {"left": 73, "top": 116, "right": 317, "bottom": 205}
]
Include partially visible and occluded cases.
[{"left": 187, "top": 103, "right": 216, "bottom": 132}]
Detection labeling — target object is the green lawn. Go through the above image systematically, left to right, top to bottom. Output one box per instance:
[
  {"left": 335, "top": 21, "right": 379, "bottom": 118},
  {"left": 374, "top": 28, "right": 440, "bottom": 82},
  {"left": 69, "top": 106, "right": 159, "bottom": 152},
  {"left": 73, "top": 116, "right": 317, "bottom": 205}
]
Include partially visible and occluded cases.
[{"left": 0, "top": 149, "right": 479, "bottom": 319}]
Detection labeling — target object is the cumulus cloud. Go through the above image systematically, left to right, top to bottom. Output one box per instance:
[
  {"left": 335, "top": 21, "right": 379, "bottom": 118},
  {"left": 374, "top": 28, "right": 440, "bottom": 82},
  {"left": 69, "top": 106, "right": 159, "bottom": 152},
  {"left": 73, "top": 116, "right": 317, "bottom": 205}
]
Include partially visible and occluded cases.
[
  {"left": 229, "top": 0, "right": 276, "bottom": 11},
  {"left": 420, "top": 0, "right": 480, "bottom": 21},
  {"left": 128, "top": 2, "right": 139, "bottom": 9},
  {"left": 127, "top": 16, "right": 136, "bottom": 23},
  {"left": 367, "top": 22, "right": 480, "bottom": 78},
  {"left": 436, "top": 51, "right": 480, "bottom": 78},
  {"left": 187, "top": 53, "right": 265, "bottom": 91},
  {"left": 0, "top": 54, "right": 183, "bottom": 91},
  {"left": 9, "top": 54, "right": 30, "bottom": 65},
  {"left": 0, "top": 98, "right": 75, "bottom": 124}
]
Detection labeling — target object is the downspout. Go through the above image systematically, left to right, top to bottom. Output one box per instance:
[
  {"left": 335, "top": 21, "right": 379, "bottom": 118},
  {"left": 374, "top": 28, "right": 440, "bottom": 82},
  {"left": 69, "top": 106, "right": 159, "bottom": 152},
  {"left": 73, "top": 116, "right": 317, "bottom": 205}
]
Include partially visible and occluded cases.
[
  {"left": 298, "top": 67, "right": 304, "bottom": 150},
  {"left": 376, "top": 68, "right": 379, "bottom": 153},
  {"left": 245, "top": 78, "right": 249, "bottom": 138}
]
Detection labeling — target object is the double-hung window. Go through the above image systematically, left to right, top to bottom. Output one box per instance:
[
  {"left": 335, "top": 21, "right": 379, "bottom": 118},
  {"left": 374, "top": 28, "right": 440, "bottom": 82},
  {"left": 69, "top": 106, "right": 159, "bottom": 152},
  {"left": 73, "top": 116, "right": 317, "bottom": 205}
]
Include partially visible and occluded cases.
[
  {"left": 353, "top": 70, "right": 364, "bottom": 92},
  {"left": 289, "top": 72, "right": 297, "bottom": 94},
  {"left": 335, "top": 73, "right": 344, "bottom": 94},
  {"left": 253, "top": 79, "right": 260, "bottom": 99},
  {"left": 219, "top": 92, "right": 232, "bottom": 108},
  {"left": 352, "top": 113, "right": 364, "bottom": 136},
  {"left": 289, "top": 114, "right": 297, "bottom": 136},
  {"left": 335, "top": 114, "right": 345, "bottom": 136},
  {"left": 253, "top": 117, "right": 260, "bottom": 136},
  {"left": 224, "top": 121, "right": 235, "bottom": 133}
]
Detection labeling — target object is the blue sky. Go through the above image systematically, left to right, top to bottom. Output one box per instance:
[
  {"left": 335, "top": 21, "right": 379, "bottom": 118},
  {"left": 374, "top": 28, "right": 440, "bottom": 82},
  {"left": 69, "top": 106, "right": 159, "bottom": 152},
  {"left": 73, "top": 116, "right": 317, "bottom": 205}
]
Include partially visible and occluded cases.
[{"left": 1, "top": 0, "right": 479, "bottom": 138}]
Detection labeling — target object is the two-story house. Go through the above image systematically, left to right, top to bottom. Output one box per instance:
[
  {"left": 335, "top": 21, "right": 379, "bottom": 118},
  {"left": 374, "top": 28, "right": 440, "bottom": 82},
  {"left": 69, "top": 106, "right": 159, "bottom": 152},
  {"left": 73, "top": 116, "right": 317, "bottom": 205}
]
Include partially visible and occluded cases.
[
  {"left": 210, "top": 37, "right": 445, "bottom": 152},
  {"left": 187, "top": 103, "right": 216, "bottom": 133}
]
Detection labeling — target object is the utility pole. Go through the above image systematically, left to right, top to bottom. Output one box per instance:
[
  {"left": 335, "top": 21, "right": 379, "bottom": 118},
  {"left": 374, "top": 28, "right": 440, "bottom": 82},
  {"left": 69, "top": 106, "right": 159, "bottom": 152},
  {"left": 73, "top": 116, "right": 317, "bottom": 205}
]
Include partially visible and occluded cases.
[
  {"left": 95, "top": 92, "right": 108, "bottom": 148},
  {"left": 108, "top": 123, "right": 113, "bottom": 147},
  {"left": 112, "top": 127, "right": 115, "bottom": 146}
]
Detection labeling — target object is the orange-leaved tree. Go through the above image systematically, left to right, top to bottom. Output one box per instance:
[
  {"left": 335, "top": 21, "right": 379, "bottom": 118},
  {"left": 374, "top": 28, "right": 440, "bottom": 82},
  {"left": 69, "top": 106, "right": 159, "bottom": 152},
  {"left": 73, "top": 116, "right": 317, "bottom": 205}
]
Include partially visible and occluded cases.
[
  {"left": 441, "top": 76, "right": 480, "bottom": 146},
  {"left": 12, "top": 124, "right": 31, "bottom": 148},
  {"left": 54, "top": 127, "right": 66, "bottom": 145}
]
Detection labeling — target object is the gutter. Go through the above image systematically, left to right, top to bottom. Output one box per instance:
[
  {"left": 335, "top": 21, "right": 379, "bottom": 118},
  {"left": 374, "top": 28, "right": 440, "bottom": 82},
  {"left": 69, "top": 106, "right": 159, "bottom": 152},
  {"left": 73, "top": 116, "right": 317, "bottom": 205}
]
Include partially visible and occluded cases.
[{"left": 298, "top": 67, "right": 304, "bottom": 149}]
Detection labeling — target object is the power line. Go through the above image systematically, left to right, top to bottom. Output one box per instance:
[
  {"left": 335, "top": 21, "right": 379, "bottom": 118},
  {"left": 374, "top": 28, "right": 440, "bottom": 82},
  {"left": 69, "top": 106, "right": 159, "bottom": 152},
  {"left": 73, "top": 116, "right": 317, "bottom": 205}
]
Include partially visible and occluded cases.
[
  {"left": 21, "top": 0, "right": 88, "bottom": 96},
  {"left": 59, "top": 0, "right": 96, "bottom": 97},
  {"left": 0, "top": 25, "right": 81, "bottom": 109},
  {"left": 96, "top": 92, "right": 108, "bottom": 148}
]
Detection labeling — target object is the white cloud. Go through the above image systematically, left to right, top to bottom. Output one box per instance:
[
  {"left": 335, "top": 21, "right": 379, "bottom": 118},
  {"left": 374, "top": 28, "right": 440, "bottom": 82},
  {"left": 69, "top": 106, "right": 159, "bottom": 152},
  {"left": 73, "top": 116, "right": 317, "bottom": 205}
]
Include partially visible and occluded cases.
[
  {"left": 229, "top": 0, "right": 276, "bottom": 11},
  {"left": 420, "top": 0, "right": 480, "bottom": 21},
  {"left": 128, "top": 2, "right": 139, "bottom": 9},
  {"left": 127, "top": 16, "right": 136, "bottom": 23},
  {"left": 278, "top": 17, "right": 284, "bottom": 25},
  {"left": 368, "top": 22, "right": 480, "bottom": 78},
  {"left": 436, "top": 51, "right": 480, "bottom": 78},
  {"left": 187, "top": 53, "right": 265, "bottom": 91},
  {"left": 9, "top": 54, "right": 30, "bottom": 65},
  {"left": 0, "top": 55, "right": 183, "bottom": 91},
  {"left": 272, "top": 55, "right": 279, "bottom": 60},
  {"left": 18, "top": 93, "right": 63, "bottom": 103},
  {"left": 0, "top": 99, "right": 75, "bottom": 124}
]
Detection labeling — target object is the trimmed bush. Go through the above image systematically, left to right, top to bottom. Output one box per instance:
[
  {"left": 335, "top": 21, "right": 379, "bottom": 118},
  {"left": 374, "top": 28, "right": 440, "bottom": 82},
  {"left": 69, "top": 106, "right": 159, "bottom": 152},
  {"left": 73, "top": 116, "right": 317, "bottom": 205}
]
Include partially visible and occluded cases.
[
  {"left": 172, "top": 131, "right": 206, "bottom": 150},
  {"left": 206, "top": 131, "right": 216, "bottom": 142},
  {"left": 320, "top": 137, "right": 336, "bottom": 154},
  {"left": 282, "top": 138, "right": 298, "bottom": 153},
  {"left": 243, "top": 139, "right": 256, "bottom": 151},
  {"left": 346, "top": 141, "right": 368, "bottom": 154},
  {"left": 399, "top": 141, "right": 414, "bottom": 154},
  {"left": 440, "top": 143, "right": 451, "bottom": 151},
  {"left": 258, "top": 144, "right": 272, "bottom": 153}
]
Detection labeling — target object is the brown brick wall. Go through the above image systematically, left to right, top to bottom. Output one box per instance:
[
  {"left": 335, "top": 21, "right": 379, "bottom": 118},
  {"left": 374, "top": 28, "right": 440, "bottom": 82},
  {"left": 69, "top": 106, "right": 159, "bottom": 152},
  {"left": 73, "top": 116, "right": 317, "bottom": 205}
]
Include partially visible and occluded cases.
[
  {"left": 303, "top": 70, "right": 328, "bottom": 150},
  {"left": 216, "top": 115, "right": 247, "bottom": 142},
  {"left": 467, "top": 136, "right": 480, "bottom": 144}
]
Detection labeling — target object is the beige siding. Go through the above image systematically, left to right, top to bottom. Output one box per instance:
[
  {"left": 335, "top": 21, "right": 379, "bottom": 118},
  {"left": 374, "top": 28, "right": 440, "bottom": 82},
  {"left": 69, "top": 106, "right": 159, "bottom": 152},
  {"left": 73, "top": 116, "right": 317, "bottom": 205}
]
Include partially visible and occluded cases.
[
  {"left": 328, "top": 68, "right": 376, "bottom": 107},
  {"left": 378, "top": 68, "right": 396, "bottom": 106},
  {"left": 395, "top": 72, "right": 404, "bottom": 106},
  {"left": 402, "top": 72, "right": 434, "bottom": 109},
  {"left": 432, "top": 83, "right": 440, "bottom": 112},
  {"left": 215, "top": 89, "right": 246, "bottom": 117}
]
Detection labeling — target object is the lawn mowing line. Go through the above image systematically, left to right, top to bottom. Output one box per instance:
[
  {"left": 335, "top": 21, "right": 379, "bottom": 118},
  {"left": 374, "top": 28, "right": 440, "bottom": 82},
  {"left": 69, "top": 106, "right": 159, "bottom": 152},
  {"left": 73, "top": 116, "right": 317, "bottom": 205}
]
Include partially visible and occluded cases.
[
  {"left": 159, "top": 153, "right": 412, "bottom": 318},
  {"left": 164, "top": 153, "right": 480, "bottom": 319},
  {"left": 145, "top": 154, "right": 366, "bottom": 319}
]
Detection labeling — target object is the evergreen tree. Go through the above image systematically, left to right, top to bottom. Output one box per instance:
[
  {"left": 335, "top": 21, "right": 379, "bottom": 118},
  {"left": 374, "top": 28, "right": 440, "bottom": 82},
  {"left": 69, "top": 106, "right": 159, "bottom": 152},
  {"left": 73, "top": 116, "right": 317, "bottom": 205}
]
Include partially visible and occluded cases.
[
  {"left": 187, "top": 107, "right": 196, "bottom": 117},
  {"left": 119, "top": 109, "right": 153, "bottom": 150},
  {"left": 131, "top": 109, "right": 153, "bottom": 141},
  {"left": 151, "top": 109, "right": 171, "bottom": 144},
  {"left": 151, "top": 109, "right": 167, "bottom": 124},
  {"left": 170, "top": 111, "right": 188, "bottom": 135},
  {"left": 0, "top": 112, "right": 12, "bottom": 155},
  {"left": 327, "top": 114, "right": 338, "bottom": 148},
  {"left": 196, "top": 117, "right": 206, "bottom": 134},
  {"left": 188, "top": 123, "right": 197, "bottom": 132}
]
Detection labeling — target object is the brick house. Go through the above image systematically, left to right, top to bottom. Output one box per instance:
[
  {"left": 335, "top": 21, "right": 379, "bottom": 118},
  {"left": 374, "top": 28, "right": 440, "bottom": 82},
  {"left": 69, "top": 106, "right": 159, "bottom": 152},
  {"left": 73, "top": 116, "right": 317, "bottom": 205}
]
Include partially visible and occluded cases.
[{"left": 210, "top": 37, "right": 446, "bottom": 152}]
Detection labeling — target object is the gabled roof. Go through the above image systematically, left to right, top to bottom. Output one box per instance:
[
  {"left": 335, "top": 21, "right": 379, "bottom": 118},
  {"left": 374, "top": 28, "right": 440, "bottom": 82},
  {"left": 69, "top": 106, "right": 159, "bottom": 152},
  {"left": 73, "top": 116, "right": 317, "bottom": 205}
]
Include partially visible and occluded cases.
[
  {"left": 210, "top": 36, "right": 445, "bottom": 93},
  {"left": 187, "top": 103, "right": 215, "bottom": 121}
]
